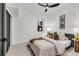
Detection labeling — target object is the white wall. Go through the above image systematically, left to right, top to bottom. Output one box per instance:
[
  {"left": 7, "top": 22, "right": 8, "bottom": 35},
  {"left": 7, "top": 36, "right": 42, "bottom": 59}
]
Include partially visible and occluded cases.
[
  {"left": 6, "top": 4, "right": 79, "bottom": 45},
  {"left": 46, "top": 4, "right": 79, "bottom": 37},
  {"left": 6, "top": 5, "right": 48, "bottom": 45},
  {"left": 47, "top": 6, "right": 75, "bottom": 34}
]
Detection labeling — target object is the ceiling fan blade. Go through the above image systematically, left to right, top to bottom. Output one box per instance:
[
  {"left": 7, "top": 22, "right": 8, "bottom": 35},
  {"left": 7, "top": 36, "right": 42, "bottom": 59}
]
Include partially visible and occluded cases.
[
  {"left": 38, "top": 3, "right": 47, "bottom": 7},
  {"left": 48, "top": 3, "right": 60, "bottom": 8}
]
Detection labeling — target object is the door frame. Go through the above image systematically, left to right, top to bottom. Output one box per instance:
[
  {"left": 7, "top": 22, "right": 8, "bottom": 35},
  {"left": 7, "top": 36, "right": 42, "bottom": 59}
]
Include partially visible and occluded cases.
[{"left": 1, "top": 3, "right": 11, "bottom": 56}]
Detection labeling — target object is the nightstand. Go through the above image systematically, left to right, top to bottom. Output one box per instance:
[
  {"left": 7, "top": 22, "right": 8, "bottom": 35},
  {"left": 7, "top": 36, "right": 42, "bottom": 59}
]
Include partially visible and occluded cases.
[{"left": 74, "top": 40, "right": 79, "bottom": 53}]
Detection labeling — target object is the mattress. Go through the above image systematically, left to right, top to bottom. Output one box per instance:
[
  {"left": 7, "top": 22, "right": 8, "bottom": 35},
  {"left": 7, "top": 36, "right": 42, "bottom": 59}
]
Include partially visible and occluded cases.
[{"left": 58, "top": 40, "right": 71, "bottom": 48}]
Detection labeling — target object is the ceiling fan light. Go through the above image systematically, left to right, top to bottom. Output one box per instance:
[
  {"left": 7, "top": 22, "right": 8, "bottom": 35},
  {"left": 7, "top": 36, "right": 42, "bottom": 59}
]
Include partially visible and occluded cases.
[{"left": 46, "top": 7, "right": 49, "bottom": 9}]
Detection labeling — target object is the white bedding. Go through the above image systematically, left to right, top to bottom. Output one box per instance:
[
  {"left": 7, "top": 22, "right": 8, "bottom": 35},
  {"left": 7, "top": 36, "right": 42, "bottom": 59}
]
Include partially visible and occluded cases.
[
  {"left": 41, "top": 35, "right": 71, "bottom": 48},
  {"left": 41, "top": 36, "right": 65, "bottom": 55},
  {"left": 28, "top": 37, "right": 65, "bottom": 56},
  {"left": 28, "top": 39, "right": 56, "bottom": 56},
  {"left": 58, "top": 40, "right": 71, "bottom": 48}
]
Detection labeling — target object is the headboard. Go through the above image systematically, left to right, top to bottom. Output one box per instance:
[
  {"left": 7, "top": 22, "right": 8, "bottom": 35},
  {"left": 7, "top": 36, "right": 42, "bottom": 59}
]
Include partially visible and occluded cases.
[{"left": 65, "top": 33, "right": 74, "bottom": 40}]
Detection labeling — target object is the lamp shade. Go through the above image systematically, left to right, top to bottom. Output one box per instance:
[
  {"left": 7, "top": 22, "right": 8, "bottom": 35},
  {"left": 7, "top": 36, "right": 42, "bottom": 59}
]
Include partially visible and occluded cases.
[{"left": 47, "top": 28, "right": 51, "bottom": 32}]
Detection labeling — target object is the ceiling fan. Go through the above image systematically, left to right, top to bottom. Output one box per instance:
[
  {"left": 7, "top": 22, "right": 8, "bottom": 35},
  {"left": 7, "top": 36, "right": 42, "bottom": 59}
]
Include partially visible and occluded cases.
[{"left": 38, "top": 3, "right": 60, "bottom": 12}]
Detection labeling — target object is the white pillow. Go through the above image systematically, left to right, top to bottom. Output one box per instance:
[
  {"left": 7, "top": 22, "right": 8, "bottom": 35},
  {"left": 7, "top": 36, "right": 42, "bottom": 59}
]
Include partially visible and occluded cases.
[
  {"left": 59, "top": 32, "right": 64, "bottom": 40},
  {"left": 59, "top": 35, "right": 69, "bottom": 40},
  {"left": 63, "top": 36, "right": 69, "bottom": 40}
]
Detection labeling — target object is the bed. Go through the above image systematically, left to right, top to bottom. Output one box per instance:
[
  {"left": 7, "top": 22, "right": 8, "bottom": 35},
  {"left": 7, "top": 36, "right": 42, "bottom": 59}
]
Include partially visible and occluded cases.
[
  {"left": 27, "top": 33, "right": 73, "bottom": 56},
  {"left": 42, "top": 35, "right": 72, "bottom": 49},
  {"left": 27, "top": 37, "right": 65, "bottom": 56},
  {"left": 27, "top": 38, "right": 56, "bottom": 56},
  {"left": 58, "top": 40, "right": 71, "bottom": 49}
]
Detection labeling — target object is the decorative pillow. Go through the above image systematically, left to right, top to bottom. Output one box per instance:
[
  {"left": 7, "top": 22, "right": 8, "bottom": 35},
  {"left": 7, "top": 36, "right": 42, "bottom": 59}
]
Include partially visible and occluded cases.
[
  {"left": 47, "top": 32, "right": 59, "bottom": 40},
  {"left": 47, "top": 32, "right": 54, "bottom": 39},
  {"left": 53, "top": 32, "right": 59, "bottom": 40},
  {"left": 59, "top": 33, "right": 69, "bottom": 40},
  {"left": 59, "top": 33, "right": 65, "bottom": 40},
  {"left": 59, "top": 33, "right": 63, "bottom": 40},
  {"left": 63, "top": 36, "right": 69, "bottom": 40}
]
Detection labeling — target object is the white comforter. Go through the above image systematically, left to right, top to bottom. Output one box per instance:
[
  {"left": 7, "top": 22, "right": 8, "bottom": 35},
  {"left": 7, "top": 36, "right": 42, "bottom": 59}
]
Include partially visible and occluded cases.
[
  {"left": 42, "top": 36, "right": 65, "bottom": 55},
  {"left": 28, "top": 37, "right": 65, "bottom": 56},
  {"left": 28, "top": 39, "right": 56, "bottom": 56}
]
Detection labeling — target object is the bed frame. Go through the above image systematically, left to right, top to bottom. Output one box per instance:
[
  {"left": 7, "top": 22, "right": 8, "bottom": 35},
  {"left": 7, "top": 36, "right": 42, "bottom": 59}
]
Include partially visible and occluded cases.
[
  {"left": 65, "top": 33, "right": 74, "bottom": 49},
  {"left": 27, "top": 44, "right": 35, "bottom": 56}
]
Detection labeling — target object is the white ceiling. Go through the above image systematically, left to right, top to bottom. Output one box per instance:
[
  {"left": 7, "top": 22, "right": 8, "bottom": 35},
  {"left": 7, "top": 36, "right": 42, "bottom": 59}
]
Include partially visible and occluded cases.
[{"left": 6, "top": 3, "right": 75, "bottom": 16}]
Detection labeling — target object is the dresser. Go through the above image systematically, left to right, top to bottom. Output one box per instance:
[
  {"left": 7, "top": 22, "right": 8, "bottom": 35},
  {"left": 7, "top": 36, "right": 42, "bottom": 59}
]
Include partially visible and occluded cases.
[{"left": 74, "top": 40, "right": 79, "bottom": 52}]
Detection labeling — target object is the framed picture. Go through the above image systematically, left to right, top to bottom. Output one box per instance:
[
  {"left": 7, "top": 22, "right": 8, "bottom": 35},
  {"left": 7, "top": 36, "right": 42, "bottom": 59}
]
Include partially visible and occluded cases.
[
  {"left": 59, "top": 15, "right": 65, "bottom": 29},
  {"left": 37, "top": 19, "right": 43, "bottom": 32}
]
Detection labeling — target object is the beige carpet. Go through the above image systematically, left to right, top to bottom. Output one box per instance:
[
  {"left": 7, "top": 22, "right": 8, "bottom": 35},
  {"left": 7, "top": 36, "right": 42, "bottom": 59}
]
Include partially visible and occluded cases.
[
  {"left": 6, "top": 42, "right": 78, "bottom": 56},
  {"left": 6, "top": 42, "right": 31, "bottom": 56},
  {"left": 63, "top": 48, "right": 79, "bottom": 56}
]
